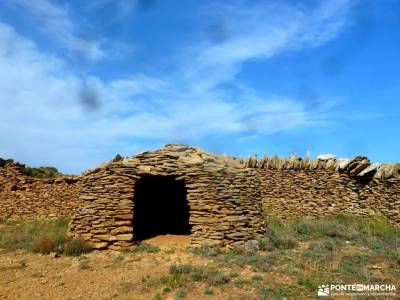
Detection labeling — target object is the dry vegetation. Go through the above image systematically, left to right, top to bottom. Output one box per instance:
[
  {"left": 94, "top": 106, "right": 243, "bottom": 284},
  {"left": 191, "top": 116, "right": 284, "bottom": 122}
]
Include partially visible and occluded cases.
[{"left": 0, "top": 214, "right": 398, "bottom": 299}]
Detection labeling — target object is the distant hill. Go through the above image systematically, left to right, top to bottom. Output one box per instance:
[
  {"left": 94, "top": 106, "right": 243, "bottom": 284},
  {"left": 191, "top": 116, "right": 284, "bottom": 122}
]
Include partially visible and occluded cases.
[
  {"left": 0, "top": 157, "right": 64, "bottom": 179},
  {"left": 19, "top": 165, "right": 63, "bottom": 179}
]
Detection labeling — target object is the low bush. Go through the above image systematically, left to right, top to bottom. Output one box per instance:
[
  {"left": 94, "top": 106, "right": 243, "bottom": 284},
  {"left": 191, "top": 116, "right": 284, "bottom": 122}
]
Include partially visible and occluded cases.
[
  {"left": 0, "top": 217, "right": 69, "bottom": 253},
  {"left": 32, "top": 238, "right": 56, "bottom": 254},
  {"left": 64, "top": 238, "right": 92, "bottom": 256}
]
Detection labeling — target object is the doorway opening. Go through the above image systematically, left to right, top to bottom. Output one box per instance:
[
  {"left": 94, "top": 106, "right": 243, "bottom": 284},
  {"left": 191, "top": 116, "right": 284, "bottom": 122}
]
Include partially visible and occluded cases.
[{"left": 133, "top": 175, "right": 191, "bottom": 240}]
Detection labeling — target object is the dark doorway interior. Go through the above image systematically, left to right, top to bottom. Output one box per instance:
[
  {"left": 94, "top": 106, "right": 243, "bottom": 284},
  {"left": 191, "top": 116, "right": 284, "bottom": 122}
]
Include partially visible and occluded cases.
[{"left": 133, "top": 175, "right": 191, "bottom": 240}]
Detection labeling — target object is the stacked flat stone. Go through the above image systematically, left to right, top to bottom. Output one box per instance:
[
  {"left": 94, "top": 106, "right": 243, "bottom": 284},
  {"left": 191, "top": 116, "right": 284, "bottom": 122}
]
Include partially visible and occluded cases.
[
  {"left": 1, "top": 145, "right": 399, "bottom": 248},
  {"left": 68, "top": 145, "right": 265, "bottom": 251},
  {"left": 244, "top": 154, "right": 400, "bottom": 180},
  {"left": 248, "top": 155, "right": 400, "bottom": 225},
  {"left": 0, "top": 160, "right": 79, "bottom": 220}
]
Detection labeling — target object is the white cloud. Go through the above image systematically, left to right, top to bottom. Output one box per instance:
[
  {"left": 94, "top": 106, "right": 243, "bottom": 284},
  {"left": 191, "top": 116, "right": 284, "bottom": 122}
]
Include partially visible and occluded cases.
[
  {"left": 0, "top": 0, "right": 354, "bottom": 173},
  {"left": 4, "top": 0, "right": 106, "bottom": 61},
  {"left": 182, "top": 0, "right": 353, "bottom": 89}
]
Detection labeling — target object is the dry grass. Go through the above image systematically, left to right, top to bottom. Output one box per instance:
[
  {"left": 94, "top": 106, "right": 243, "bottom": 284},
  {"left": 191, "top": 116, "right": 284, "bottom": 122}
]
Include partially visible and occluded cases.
[{"left": 0, "top": 217, "right": 91, "bottom": 256}]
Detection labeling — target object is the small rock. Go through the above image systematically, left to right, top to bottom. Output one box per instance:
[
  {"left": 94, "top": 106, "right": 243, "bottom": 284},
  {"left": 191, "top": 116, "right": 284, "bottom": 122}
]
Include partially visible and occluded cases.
[
  {"left": 317, "top": 154, "right": 336, "bottom": 161},
  {"left": 243, "top": 240, "right": 259, "bottom": 252}
]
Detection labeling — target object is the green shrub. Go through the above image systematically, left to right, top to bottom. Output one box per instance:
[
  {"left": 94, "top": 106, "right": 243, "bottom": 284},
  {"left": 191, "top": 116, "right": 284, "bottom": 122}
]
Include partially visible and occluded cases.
[
  {"left": 21, "top": 166, "right": 62, "bottom": 179},
  {"left": 64, "top": 238, "right": 92, "bottom": 256},
  {"left": 190, "top": 271, "right": 205, "bottom": 282},
  {"left": 252, "top": 275, "right": 263, "bottom": 281},
  {"left": 204, "top": 288, "right": 214, "bottom": 296},
  {"left": 176, "top": 289, "right": 186, "bottom": 298}
]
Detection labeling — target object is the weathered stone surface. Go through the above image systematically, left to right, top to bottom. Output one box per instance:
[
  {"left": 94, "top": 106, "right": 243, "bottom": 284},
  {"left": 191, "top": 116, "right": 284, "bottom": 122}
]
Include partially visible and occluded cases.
[
  {"left": 2, "top": 144, "right": 399, "bottom": 252},
  {"left": 67, "top": 144, "right": 265, "bottom": 249},
  {"left": 181, "top": 153, "right": 203, "bottom": 165},
  {"left": 0, "top": 160, "right": 79, "bottom": 220},
  {"left": 358, "top": 163, "right": 380, "bottom": 178},
  {"left": 114, "top": 214, "right": 132, "bottom": 220},
  {"left": 111, "top": 227, "right": 132, "bottom": 234},
  {"left": 114, "top": 234, "right": 133, "bottom": 241},
  {"left": 94, "top": 235, "right": 117, "bottom": 242},
  {"left": 92, "top": 242, "right": 109, "bottom": 249}
]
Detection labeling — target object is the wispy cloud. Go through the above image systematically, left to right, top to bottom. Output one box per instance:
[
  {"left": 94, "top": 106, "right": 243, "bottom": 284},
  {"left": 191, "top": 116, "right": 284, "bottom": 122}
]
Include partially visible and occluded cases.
[
  {"left": 0, "top": 0, "right": 355, "bottom": 173},
  {"left": 4, "top": 0, "right": 106, "bottom": 61},
  {"left": 87, "top": 0, "right": 137, "bottom": 21},
  {"left": 182, "top": 0, "right": 353, "bottom": 90}
]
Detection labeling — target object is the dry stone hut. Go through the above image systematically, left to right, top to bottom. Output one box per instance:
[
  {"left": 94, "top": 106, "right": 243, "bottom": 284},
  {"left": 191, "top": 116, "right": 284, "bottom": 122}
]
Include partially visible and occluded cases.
[{"left": 68, "top": 144, "right": 265, "bottom": 251}]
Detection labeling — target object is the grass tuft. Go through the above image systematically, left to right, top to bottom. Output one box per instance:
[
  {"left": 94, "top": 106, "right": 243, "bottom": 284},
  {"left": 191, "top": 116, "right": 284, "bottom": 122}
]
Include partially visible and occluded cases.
[{"left": 134, "top": 242, "right": 160, "bottom": 254}]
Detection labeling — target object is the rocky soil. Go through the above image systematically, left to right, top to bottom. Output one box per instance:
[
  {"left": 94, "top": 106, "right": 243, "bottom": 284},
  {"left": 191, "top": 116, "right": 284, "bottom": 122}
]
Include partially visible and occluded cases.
[{"left": 0, "top": 235, "right": 264, "bottom": 300}]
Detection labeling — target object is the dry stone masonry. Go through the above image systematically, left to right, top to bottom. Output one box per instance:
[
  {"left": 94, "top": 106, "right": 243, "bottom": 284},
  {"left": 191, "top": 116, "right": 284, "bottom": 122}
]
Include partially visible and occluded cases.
[
  {"left": 1, "top": 145, "right": 399, "bottom": 251},
  {"left": 68, "top": 145, "right": 265, "bottom": 250},
  {"left": 243, "top": 154, "right": 400, "bottom": 224},
  {"left": 0, "top": 159, "right": 79, "bottom": 220}
]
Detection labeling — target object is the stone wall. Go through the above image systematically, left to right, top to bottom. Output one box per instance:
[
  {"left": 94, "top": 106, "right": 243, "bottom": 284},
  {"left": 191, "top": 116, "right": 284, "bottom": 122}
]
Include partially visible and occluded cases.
[
  {"left": 1, "top": 145, "right": 399, "bottom": 252},
  {"left": 68, "top": 145, "right": 265, "bottom": 250},
  {"left": 243, "top": 155, "right": 400, "bottom": 224},
  {"left": 0, "top": 159, "right": 79, "bottom": 220}
]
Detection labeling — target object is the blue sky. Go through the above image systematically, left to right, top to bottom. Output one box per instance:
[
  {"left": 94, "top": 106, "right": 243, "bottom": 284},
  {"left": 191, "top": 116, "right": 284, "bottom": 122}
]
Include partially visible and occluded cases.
[{"left": 0, "top": 0, "right": 399, "bottom": 174}]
